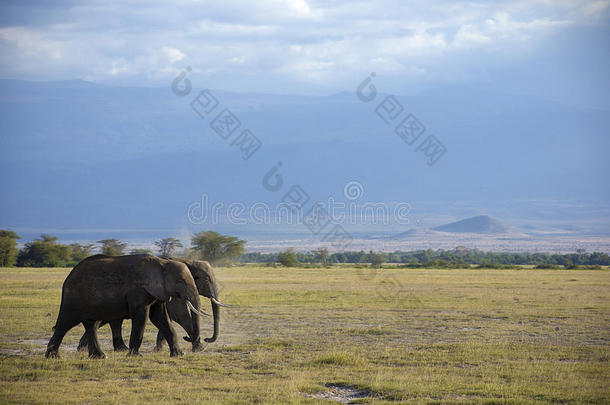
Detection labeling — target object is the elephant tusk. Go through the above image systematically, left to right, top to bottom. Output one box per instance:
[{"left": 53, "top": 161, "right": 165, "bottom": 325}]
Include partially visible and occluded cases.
[
  {"left": 211, "top": 297, "right": 232, "bottom": 308},
  {"left": 186, "top": 300, "right": 210, "bottom": 317}
]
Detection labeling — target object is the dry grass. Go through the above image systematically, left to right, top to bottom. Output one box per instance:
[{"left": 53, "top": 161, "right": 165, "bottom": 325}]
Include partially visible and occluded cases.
[{"left": 0, "top": 266, "right": 608, "bottom": 404}]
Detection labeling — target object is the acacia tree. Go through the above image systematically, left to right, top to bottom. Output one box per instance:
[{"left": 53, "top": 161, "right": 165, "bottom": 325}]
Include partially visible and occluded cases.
[
  {"left": 0, "top": 230, "right": 20, "bottom": 267},
  {"left": 191, "top": 231, "right": 245, "bottom": 265},
  {"left": 154, "top": 238, "right": 183, "bottom": 258},
  {"left": 97, "top": 239, "right": 127, "bottom": 256},
  {"left": 70, "top": 243, "right": 95, "bottom": 263},
  {"left": 312, "top": 247, "right": 329, "bottom": 265},
  {"left": 369, "top": 251, "right": 386, "bottom": 268}
]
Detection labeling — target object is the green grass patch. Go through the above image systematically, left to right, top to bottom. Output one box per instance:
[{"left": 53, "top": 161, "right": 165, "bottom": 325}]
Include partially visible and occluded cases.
[{"left": 312, "top": 351, "right": 367, "bottom": 367}]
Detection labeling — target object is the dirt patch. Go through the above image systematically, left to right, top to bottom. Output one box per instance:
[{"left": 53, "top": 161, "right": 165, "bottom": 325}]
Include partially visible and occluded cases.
[
  {"left": 20, "top": 339, "right": 49, "bottom": 347},
  {"left": 0, "top": 348, "right": 25, "bottom": 356},
  {"left": 305, "top": 383, "right": 370, "bottom": 404}
]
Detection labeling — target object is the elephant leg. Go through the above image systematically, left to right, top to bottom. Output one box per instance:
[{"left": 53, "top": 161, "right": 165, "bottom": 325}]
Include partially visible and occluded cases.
[
  {"left": 149, "top": 301, "right": 183, "bottom": 357},
  {"left": 127, "top": 306, "right": 149, "bottom": 356},
  {"left": 46, "top": 316, "right": 79, "bottom": 358},
  {"left": 109, "top": 319, "right": 128, "bottom": 351},
  {"left": 78, "top": 320, "right": 111, "bottom": 352},
  {"left": 83, "top": 320, "right": 105, "bottom": 359},
  {"left": 77, "top": 328, "right": 89, "bottom": 352},
  {"left": 154, "top": 329, "right": 166, "bottom": 351}
]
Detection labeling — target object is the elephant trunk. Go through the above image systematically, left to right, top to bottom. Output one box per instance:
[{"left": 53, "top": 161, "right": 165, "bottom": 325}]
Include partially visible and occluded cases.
[{"left": 205, "top": 300, "right": 220, "bottom": 343}]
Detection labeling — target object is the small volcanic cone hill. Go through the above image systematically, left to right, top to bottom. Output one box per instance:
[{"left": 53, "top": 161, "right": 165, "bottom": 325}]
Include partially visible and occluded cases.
[{"left": 431, "top": 215, "right": 509, "bottom": 234}]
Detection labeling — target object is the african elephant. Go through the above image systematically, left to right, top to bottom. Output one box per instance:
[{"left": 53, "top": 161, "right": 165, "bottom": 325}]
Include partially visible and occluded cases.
[
  {"left": 45, "top": 254, "right": 207, "bottom": 359},
  {"left": 76, "top": 258, "right": 226, "bottom": 352},
  {"left": 157, "top": 258, "right": 225, "bottom": 350}
]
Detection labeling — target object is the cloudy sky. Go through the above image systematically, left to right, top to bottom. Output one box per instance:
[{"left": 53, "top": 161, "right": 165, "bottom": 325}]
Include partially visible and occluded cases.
[{"left": 0, "top": 0, "right": 608, "bottom": 107}]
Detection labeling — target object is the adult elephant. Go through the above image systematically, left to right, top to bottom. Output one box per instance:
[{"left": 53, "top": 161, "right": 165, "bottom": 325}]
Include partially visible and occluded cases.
[
  {"left": 45, "top": 254, "right": 207, "bottom": 359},
  {"left": 77, "top": 258, "right": 226, "bottom": 352}
]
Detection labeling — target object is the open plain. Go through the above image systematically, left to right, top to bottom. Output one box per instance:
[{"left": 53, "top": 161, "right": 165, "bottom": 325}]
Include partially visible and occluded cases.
[{"left": 0, "top": 266, "right": 608, "bottom": 404}]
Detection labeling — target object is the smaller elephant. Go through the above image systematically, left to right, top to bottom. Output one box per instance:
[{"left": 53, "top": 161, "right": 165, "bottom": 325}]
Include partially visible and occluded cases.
[
  {"left": 46, "top": 254, "right": 207, "bottom": 358},
  {"left": 77, "top": 258, "right": 228, "bottom": 352},
  {"left": 157, "top": 258, "right": 226, "bottom": 351}
]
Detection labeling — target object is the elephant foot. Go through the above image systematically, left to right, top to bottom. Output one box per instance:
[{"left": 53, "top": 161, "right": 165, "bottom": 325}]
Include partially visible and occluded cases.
[
  {"left": 154, "top": 339, "right": 165, "bottom": 351},
  {"left": 192, "top": 339, "right": 205, "bottom": 352},
  {"left": 113, "top": 344, "right": 128, "bottom": 352},
  {"left": 192, "top": 344, "right": 205, "bottom": 352},
  {"left": 169, "top": 348, "right": 184, "bottom": 357},
  {"left": 45, "top": 349, "right": 59, "bottom": 359},
  {"left": 127, "top": 349, "right": 142, "bottom": 357},
  {"left": 89, "top": 351, "right": 106, "bottom": 359}
]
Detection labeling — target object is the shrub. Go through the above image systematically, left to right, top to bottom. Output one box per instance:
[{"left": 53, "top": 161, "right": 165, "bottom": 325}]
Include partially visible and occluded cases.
[
  {"left": 277, "top": 249, "right": 299, "bottom": 267},
  {"left": 534, "top": 263, "right": 562, "bottom": 269}
]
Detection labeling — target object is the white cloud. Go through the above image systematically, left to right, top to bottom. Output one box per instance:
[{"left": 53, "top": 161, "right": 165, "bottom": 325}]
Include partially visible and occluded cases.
[
  {"left": 0, "top": 0, "right": 606, "bottom": 90},
  {"left": 286, "top": 0, "right": 312, "bottom": 15},
  {"left": 453, "top": 24, "right": 492, "bottom": 48},
  {"left": 0, "top": 26, "right": 62, "bottom": 61},
  {"left": 379, "top": 31, "right": 448, "bottom": 56},
  {"left": 162, "top": 47, "right": 185, "bottom": 64},
  {"left": 109, "top": 59, "right": 129, "bottom": 75}
]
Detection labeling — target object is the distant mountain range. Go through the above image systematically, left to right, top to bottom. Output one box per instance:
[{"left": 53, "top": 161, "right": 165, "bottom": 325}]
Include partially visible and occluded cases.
[{"left": 0, "top": 79, "right": 608, "bottom": 241}]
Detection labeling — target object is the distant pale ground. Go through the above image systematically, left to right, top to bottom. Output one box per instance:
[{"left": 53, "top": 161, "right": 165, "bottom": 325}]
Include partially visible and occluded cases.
[
  {"left": 30, "top": 231, "right": 610, "bottom": 255},
  {"left": 109, "top": 233, "right": 610, "bottom": 254},
  {"left": 245, "top": 234, "right": 610, "bottom": 253}
]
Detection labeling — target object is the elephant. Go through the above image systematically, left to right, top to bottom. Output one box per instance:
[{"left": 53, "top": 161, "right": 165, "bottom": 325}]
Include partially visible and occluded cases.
[
  {"left": 45, "top": 254, "right": 208, "bottom": 359},
  {"left": 157, "top": 257, "right": 226, "bottom": 350},
  {"left": 76, "top": 258, "right": 226, "bottom": 352}
]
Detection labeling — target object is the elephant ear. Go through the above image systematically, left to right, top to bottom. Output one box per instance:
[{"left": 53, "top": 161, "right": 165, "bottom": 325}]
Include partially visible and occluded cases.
[
  {"left": 132, "top": 258, "right": 169, "bottom": 302},
  {"left": 191, "top": 260, "right": 218, "bottom": 298}
]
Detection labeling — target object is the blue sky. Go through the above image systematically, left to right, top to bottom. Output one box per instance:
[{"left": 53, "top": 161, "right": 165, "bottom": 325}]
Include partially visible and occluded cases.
[{"left": 0, "top": 0, "right": 608, "bottom": 108}]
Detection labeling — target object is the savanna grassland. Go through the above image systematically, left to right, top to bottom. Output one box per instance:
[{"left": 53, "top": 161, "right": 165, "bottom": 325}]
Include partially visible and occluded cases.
[{"left": 0, "top": 266, "right": 608, "bottom": 404}]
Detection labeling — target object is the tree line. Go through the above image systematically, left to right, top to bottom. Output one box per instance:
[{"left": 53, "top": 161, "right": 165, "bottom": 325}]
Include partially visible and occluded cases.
[
  {"left": 1, "top": 229, "right": 608, "bottom": 268},
  {"left": 0, "top": 230, "right": 245, "bottom": 267},
  {"left": 244, "top": 247, "right": 610, "bottom": 268}
]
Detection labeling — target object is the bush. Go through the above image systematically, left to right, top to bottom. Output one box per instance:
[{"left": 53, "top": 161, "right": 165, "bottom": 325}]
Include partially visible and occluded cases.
[
  {"left": 17, "top": 235, "right": 71, "bottom": 267},
  {"left": 277, "top": 249, "right": 299, "bottom": 267},
  {"left": 475, "top": 263, "right": 520, "bottom": 269},
  {"left": 535, "top": 263, "right": 562, "bottom": 269}
]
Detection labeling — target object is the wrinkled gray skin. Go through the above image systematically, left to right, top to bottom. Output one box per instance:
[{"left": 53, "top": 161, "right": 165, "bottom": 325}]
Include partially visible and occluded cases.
[
  {"left": 46, "top": 254, "right": 203, "bottom": 359},
  {"left": 77, "top": 258, "right": 220, "bottom": 352}
]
